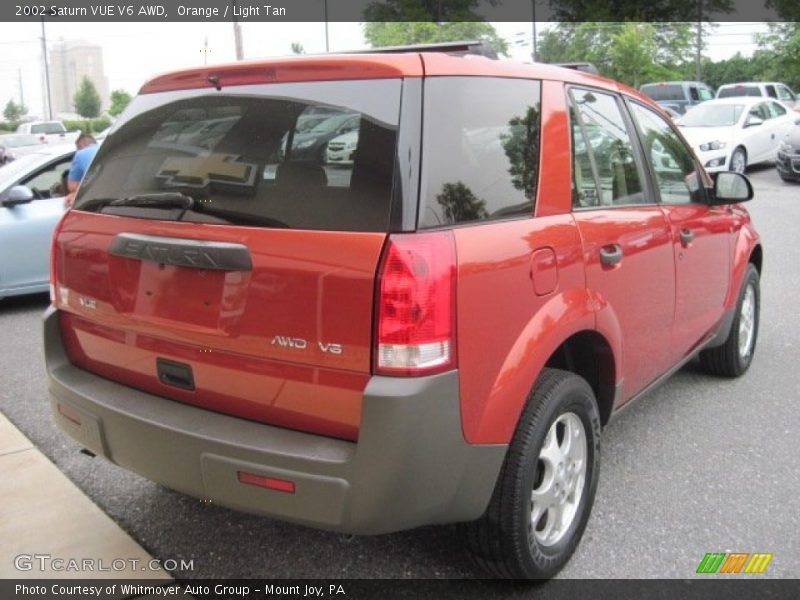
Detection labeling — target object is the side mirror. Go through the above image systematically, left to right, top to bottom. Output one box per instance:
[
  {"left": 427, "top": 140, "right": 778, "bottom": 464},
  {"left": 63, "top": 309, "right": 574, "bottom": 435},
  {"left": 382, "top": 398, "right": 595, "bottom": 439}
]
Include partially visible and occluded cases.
[
  {"left": 744, "top": 116, "right": 764, "bottom": 128},
  {"left": 710, "top": 172, "right": 753, "bottom": 205},
  {"left": 1, "top": 185, "right": 35, "bottom": 207}
]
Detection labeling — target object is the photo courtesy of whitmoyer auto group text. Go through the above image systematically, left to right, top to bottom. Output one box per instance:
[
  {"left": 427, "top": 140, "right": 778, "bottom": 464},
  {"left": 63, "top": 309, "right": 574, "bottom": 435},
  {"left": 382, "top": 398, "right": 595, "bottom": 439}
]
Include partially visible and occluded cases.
[{"left": 0, "top": 0, "right": 799, "bottom": 598}]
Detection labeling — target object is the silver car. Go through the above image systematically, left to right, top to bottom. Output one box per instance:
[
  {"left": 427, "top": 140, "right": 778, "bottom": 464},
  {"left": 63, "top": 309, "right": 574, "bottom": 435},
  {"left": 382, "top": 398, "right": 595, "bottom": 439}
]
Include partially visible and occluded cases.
[{"left": 0, "top": 146, "right": 74, "bottom": 299}]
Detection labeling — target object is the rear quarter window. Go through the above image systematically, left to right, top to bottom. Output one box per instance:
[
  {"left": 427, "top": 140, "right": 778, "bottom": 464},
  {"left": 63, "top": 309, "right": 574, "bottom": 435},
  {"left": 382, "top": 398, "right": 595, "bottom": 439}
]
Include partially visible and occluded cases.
[{"left": 418, "top": 77, "right": 541, "bottom": 228}]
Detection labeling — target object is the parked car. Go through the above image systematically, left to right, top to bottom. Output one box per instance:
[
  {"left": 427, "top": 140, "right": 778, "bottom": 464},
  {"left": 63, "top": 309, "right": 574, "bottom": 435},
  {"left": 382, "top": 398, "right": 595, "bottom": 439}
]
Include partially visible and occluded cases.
[
  {"left": 45, "top": 48, "right": 762, "bottom": 579},
  {"left": 639, "top": 80, "right": 715, "bottom": 114},
  {"left": 716, "top": 81, "right": 798, "bottom": 108},
  {"left": 677, "top": 97, "right": 797, "bottom": 173},
  {"left": 287, "top": 112, "right": 360, "bottom": 161},
  {"left": 16, "top": 120, "right": 79, "bottom": 144},
  {"left": 777, "top": 121, "right": 800, "bottom": 183},
  {"left": 325, "top": 129, "right": 359, "bottom": 165},
  {"left": 0, "top": 133, "right": 45, "bottom": 164},
  {"left": 0, "top": 145, "right": 73, "bottom": 299}
]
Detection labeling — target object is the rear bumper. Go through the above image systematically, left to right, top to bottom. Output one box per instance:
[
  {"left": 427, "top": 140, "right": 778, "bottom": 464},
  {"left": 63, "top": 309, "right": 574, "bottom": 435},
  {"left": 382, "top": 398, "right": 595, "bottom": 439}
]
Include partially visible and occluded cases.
[{"left": 44, "top": 307, "right": 506, "bottom": 534}]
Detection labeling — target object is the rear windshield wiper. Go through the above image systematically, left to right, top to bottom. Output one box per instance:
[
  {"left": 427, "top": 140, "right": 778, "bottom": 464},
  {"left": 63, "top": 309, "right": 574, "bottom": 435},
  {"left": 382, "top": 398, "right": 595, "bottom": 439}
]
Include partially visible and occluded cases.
[
  {"left": 79, "top": 192, "right": 196, "bottom": 219},
  {"left": 109, "top": 192, "right": 195, "bottom": 211}
]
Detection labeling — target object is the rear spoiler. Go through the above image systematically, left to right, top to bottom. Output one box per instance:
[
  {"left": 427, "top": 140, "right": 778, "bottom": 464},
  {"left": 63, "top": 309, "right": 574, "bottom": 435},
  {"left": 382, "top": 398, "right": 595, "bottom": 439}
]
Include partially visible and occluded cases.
[
  {"left": 343, "top": 40, "right": 498, "bottom": 59},
  {"left": 554, "top": 62, "right": 600, "bottom": 75}
]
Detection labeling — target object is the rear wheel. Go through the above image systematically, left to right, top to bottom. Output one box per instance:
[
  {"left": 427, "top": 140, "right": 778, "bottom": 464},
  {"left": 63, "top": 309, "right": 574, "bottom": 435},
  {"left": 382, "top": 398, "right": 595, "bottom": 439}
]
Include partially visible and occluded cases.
[
  {"left": 729, "top": 147, "right": 747, "bottom": 174},
  {"left": 699, "top": 263, "right": 760, "bottom": 377},
  {"left": 463, "top": 368, "right": 601, "bottom": 579}
]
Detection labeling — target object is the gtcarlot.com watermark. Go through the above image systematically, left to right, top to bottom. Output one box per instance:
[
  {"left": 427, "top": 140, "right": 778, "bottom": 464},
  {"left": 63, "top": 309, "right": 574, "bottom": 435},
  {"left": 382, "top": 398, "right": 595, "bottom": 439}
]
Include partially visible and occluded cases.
[{"left": 14, "top": 553, "right": 194, "bottom": 573}]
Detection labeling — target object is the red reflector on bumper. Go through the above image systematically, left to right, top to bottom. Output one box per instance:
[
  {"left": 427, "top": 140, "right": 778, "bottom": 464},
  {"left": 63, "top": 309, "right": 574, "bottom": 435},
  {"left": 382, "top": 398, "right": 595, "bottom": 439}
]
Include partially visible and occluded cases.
[
  {"left": 57, "top": 403, "right": 81, "bottom": 426},
  {"left": 237, "top": 471, "right": 295, "bottom": 494}
]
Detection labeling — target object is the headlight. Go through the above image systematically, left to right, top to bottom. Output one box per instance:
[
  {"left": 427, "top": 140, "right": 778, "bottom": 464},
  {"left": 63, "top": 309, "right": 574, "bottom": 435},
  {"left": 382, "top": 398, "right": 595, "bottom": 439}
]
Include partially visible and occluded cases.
[
  {"left": 296, "top": 139, "right": 315, "bottom": 149},
  {"left": 699, "top": 140, "right": 727, "bottom": 152},
  {"left": 778, "top": 140, "right": 793, "bottom": 153},
  {"left": 345, "top": 142, "right": 357, "bottom": 150}
]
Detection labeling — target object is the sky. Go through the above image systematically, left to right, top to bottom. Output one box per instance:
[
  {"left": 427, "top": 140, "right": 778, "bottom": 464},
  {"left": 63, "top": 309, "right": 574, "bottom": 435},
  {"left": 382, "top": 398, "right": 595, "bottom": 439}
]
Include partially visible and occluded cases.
[{"left": 0, "top": 21, "right": 769, "bottom": 120}]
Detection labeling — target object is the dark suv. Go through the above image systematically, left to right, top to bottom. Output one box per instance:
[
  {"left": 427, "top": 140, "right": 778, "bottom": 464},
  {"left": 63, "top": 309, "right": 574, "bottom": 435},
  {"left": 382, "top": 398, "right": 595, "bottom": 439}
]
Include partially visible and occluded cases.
[{"left": 45, "top": 46, "right": 762, "bottom": 578}]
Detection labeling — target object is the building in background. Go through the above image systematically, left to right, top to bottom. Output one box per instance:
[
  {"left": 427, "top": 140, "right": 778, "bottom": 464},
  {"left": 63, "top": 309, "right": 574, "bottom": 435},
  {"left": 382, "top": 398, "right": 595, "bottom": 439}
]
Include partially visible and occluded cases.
[{"left": 49, "top": 39, "right": 110, "bottom": 118}]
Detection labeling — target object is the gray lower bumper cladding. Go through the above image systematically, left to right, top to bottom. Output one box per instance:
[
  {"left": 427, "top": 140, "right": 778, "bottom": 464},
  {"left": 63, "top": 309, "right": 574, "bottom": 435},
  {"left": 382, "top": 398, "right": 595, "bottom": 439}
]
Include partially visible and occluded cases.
[{"left": 43, "top": 307, "right": 507, "bottom": 534}]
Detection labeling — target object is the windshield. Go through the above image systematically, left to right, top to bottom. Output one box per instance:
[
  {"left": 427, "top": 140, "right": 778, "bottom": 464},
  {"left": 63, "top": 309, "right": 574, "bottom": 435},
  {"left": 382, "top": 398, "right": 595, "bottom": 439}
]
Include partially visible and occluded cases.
[
  {"left": 72, "top": 79, "right": 401, "bottom": 232},
  {"left": 678, "top": 104, "right": 745, "bottom": 127}
]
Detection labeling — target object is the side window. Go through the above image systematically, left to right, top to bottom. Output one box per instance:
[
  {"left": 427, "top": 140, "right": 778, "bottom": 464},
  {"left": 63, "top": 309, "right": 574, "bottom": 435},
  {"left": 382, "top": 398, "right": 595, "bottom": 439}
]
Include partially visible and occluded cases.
[
  {"left": 419, "top": 77, "right": 541, "bottom": 228},
  {"left": 765, "top": 85, "right": 778, "bottom": 99},
  {"left": 689, "top": 86, "right": 700, "bottom": 101},
  {"left": 777, "top": 86, "right": 792, "bottom": 101},
  {"left": 698, "top": 87, "right": 714, "bottom": 101},
  {"left": 569, "top": 88, "right": 645, "bottom": 208},
  {"left": 768, "top": 101, "right": 787, "bottom": 118},
  {"left": 629, "top": 103, "right": 704, "bottom": 205},
  {"left": 749, "top": 103, "right": 769, "bottom": 121},
  {"left": 22, "top": 157, "right": 73, "bottom": 199}
]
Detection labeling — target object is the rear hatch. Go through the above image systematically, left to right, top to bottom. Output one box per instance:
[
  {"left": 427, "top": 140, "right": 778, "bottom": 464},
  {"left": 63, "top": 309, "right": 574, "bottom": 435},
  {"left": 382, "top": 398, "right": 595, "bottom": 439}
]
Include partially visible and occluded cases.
[{"left": 53, "top": 63, "right": 411, "bottom": 441}]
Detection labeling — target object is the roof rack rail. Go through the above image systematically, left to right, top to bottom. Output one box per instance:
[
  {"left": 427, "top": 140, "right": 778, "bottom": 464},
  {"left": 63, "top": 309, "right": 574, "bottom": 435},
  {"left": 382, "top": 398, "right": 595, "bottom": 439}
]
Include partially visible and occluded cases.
[
  {"left": 345, "top": 40, "right": 498, "bottom": 59},
  {"left": 554, "top": 62, "right": 600, "bottom": 75}
]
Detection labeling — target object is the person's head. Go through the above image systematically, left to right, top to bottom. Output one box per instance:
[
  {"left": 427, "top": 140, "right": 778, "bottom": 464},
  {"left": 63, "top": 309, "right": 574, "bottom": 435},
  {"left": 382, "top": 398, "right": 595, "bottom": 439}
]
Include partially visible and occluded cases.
[{"left": 75, "top": 133, "right": 96, "bottom": 150}]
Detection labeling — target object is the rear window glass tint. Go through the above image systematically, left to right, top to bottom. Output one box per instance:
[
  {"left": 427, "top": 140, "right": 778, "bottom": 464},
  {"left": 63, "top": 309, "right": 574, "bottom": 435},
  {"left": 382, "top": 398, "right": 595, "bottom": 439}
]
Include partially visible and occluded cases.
[
  {"left": 419, "top": 77, "right": 541, "bottom": 228},
  {"left": 73, "top": 79, "right": 401, "bottom": 232},
  {"left": 640, "top": 85, "right": 684, "bottom": 101},
  {"left": 718, "top": 86, "right": 761, "bottom": 98},
  {"left": 30, "top": 123, "right": 65, "bottom": 134}
]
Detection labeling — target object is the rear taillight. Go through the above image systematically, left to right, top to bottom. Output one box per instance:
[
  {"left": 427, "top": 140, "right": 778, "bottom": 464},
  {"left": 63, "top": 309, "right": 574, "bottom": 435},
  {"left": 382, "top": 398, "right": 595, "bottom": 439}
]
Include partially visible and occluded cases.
[
  {"left": 49, "top": 212, "right": 69, "bottom": 304},
  {"left": 374, "top": 232, "right": 456, "bottom": 376}
]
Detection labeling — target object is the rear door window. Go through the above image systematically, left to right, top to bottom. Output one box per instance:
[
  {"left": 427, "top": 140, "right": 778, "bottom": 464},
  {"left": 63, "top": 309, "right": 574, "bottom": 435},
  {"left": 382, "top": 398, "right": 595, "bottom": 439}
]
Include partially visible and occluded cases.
[
  {"left": 418, "top": 77, "right": 541, "bottom": 228},
  {"left": 72, "top": 79, "right": 402, "bottom": 232},
  {"left": 765, "top": 85, "right": 778, "bottom": 99},
  {"left": 569, "top": 88, "right": 646, "bottom": 208}
]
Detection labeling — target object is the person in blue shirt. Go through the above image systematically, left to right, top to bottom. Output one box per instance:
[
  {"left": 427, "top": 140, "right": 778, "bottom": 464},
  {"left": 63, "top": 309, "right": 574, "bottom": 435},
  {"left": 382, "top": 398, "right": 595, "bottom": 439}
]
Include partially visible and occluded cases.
[{"left": 65, "top": 133, "right": 99, "bottom": 206}]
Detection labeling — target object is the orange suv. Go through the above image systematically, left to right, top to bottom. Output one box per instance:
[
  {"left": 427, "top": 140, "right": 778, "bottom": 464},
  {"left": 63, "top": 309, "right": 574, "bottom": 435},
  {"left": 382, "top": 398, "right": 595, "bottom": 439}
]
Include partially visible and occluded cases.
[{"left": 45, "top": 44, "right": 762, "bottom": 578}]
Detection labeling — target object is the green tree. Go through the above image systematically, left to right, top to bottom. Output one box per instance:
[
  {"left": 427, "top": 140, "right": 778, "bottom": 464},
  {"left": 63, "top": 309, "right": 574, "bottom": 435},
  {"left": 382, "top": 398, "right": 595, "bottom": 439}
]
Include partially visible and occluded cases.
[
  {"left": 363, "top": 1, "right": 508, "bottom": 56},
  {"left": 756, "top": 22, "right": 800, "bottom": 90},
  {"left": 290, "top": 42, "right": 305, "bottom": 55},
  {"left": 73, "top": 77, "right": 102, "bottom": 119},
  {"left": 108, "top": 89, "right": 132, "bottom": 117},
  {"left": 3, "top": 99, "right": 26, "bottom": 122}
]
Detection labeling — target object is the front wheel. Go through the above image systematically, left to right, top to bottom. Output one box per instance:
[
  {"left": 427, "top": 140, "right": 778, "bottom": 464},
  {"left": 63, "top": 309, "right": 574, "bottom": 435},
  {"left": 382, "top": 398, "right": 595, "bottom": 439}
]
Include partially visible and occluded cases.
[
  {"left": 729, "top": 147, "right": 747, "bottom": 174},
  {"left": 699, "top": 263, "right": 760, "bottom": 377},
  {"left": 462, "top": 368, "right": 601, "bottom": 579}
]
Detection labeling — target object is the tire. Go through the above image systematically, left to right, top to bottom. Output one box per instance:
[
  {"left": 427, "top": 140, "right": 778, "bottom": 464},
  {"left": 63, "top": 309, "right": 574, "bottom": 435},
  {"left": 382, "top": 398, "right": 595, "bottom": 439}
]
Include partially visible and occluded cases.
[
  {"left": 729, "top": 147, "right": 747, "bottom": 174},
  {"left": 699, "top": 263, "right": 760, "bottom": 377},
  {"left": 462, "top": 368, "right": 601, "bottom": 579}
]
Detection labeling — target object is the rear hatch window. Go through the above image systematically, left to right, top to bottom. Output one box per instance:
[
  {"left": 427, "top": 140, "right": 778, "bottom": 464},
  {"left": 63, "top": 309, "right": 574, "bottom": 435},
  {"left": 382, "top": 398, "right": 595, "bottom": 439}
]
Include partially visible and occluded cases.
[
  {"left": 73, "top": 79, "right": 401, "bottom": 232},
  {"left": 640, "top": 84, "right": 684, "bottom": 102},
  {"left": 718, "top": 85, "right": 761, "bottom": 98}
]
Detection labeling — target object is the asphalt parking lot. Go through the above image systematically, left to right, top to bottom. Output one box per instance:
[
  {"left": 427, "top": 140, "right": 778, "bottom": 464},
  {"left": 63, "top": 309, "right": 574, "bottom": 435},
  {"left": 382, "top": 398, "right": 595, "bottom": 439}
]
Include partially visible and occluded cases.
[{"left": 1, "top": 164, "right": 798, "bottom": 579}]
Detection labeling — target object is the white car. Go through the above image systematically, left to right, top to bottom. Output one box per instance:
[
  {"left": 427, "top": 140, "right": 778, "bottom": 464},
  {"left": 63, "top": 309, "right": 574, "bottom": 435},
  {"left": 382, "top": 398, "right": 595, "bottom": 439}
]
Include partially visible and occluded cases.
[
  {"left": 717, "top": 81, "right": 798, "bottom": 109},
  {"left": 677, "top": 97, "right": 799, "bottom": 173},
  {"left": 325, "top": 129, "right": 359, "bottom": 166}
]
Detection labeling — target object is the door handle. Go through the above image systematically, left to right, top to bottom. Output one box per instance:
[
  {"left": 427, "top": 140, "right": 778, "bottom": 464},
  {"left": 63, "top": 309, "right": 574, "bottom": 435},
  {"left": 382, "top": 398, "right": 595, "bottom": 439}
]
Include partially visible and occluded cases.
[
  {"left": 680, "top": 228, "right": 694, "bottom": 246},
  {"left": 599, "top": 244, "right": 623, "bottom": 266}
]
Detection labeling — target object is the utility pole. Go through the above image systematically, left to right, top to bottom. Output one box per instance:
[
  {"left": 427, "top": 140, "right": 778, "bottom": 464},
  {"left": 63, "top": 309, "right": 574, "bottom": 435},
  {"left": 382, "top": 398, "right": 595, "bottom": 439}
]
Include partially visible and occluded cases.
[
  {"left": 232, "top": 0, "right": 243, "bottom": 60},
  {"left": 324, "top": 0, "right": 329, "bottom": 52},
  {"left": 531, "top": 0, "right": 537, "bottom": 62},
  {"left": 695, "top": 1, "right": 703, "bottom": 81},
  {"left": 40, "top": 18, "right": 52, "bottom": 119},
  {"left": 202, "top": 36, "right": 210, "bottom": 65},
  {"left": 18, "top": 69, "right": 24, "bottom": 108}
]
